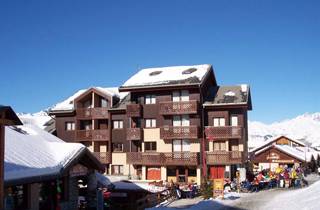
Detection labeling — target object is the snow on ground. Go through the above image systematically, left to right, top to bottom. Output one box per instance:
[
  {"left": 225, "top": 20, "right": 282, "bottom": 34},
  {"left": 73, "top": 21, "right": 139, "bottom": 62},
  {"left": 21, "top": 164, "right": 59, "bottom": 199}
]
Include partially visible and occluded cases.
[
  {"left": 122, "top": 64, "right": 211, "bottom": 87},
  {"left": 147, "top": 175, "right": 320, "bottom": 210}
]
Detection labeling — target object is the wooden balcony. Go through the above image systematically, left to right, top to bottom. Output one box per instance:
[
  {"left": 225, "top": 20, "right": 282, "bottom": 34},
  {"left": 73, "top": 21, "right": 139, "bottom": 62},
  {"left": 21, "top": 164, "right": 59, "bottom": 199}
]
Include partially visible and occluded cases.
[
  {"left": 159, "top": 100, "right": 198, "bottom": 115},
  {"left": 126, "top": 104, "right": 142, "bottom": 117},
  {"left": 76, "top": 107, "right": 109, "bottom": 119},
  {"left": 160, "top": 126, "right": 199, "bottom": 140},
  {"left": 205, "top": 126, "right": 243, "bottom": 140},
  {"left": 126, "top": 128, "right": 143, "bottom": 141},
  {"left": 76, "top": 129, "right": 109, "bottom": 141},
  {"left": 76, "top": 130, "right": 92, "bottom": 141},
  {"left": 92, "top": 130, "right": 109, "bottom": 141},
  {"left": 206, "top": 151, "right": 243, "bottom": 165},
  {"left": 93, "top": 152, "right": 111, "bottom": 164},
  {"left": 126, "top": 152, "right": 199, "bottom": 166},
  {"left": 127, "top": 152, "right": 162, "bottom": 165},
  {"left": 162, "top": 152, "right": 199, "bottom": 166}
]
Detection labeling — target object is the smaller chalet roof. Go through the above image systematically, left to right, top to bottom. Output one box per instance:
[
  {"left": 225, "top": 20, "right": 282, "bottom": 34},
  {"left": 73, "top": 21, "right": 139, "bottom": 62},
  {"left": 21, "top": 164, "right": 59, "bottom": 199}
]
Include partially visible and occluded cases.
[
  {"left": 119, "top": 64, "right": 213, "bottom": 90},
  {"left": 203, "top": 85, "right": 252, "bottom": 110},
  {"left": 49, "top": 87, "right": 126, "bottom": 112},
  {"left": 109, "top": 92, "right": 131, "bottom": 111},
  {"left": 0, "top": 105, "right": 22, "bottom": 125},
  {"left": 4, "top": 120, "right": 103, "bottom": 186},
  {"left": 250, "top": 135, "right": 306, "bottom": 154},
  {"left": 254, "top": 144, "right": 319, "bottom": 162}
]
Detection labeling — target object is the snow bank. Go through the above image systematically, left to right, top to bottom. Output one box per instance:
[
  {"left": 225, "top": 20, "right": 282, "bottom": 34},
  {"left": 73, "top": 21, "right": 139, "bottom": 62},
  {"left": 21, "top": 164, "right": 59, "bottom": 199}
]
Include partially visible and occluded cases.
[
  {"left": 122, "top": 64, "right": 211, "bottom": 87},
  {"left": 262, "top": 180, "right": 320, "bottom": 210}
]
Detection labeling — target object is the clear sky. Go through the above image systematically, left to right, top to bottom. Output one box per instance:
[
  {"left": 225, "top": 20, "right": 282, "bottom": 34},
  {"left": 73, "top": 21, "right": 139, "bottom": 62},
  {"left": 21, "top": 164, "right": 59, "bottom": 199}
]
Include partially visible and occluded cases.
[{"left": 0, "top": 0, "right": 319, "bottom": 123}]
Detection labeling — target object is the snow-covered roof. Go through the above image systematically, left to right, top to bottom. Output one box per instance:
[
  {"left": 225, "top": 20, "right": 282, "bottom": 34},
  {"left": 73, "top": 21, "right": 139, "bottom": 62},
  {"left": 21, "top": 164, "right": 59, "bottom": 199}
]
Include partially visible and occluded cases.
[
  {"left": 121, "top": 64, "right": 211, "bottom": 88},
  {"left": 204, "top": 85, "right": 251, "bottom": 109},
  {"left": 50, "top": 87, "right": 125, "bottom": 112},
  {"left": 17, "top": 111, "right": 52, "bottom": 130},
  {"left": 4, "top": 119, "right": 91, "bottom": 184},
  {"left": 250, "top": 135, "right": 306, "bottom": 153},
  {"left": 253, "top": 144, "right": 319, "bottom": 162}
]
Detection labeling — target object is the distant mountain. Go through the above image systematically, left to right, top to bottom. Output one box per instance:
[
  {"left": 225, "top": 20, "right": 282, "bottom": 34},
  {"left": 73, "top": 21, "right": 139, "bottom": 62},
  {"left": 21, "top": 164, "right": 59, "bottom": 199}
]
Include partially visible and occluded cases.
[{"left": 249, "top": 113, "right": 320, "bottom": 149}]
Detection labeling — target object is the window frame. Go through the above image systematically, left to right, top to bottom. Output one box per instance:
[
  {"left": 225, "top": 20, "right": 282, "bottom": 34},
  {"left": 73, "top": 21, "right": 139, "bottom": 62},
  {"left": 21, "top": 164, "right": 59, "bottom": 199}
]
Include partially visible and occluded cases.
[
  {"left": 145, "top": 94, "right": 156, "bottom": 104},
  {"left": 145, "top": 118, "right": 157, "bottom": 128},
  {"left": 113, "top": 120, "right": 123, "bottom": 129},
  {"left": 65, "top": 121, "right": 75, "bottom": 131},
  {"left": 145, "top": 142, "right": 157, "bottom": 152}
]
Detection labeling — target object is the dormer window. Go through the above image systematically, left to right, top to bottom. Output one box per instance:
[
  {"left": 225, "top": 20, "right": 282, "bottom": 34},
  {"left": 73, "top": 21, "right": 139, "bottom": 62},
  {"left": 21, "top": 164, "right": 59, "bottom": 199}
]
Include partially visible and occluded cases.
[
  {"left": 182, "top": 68, "right": 197, "bottom": 75},
  {"left": 149, "top": 70, "right": 162, "bottom": 76}
]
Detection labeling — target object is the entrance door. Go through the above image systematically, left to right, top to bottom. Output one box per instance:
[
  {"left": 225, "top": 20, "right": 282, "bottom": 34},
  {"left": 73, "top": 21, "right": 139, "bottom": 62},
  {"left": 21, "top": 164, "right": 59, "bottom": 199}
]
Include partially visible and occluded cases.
[
  {"left": 210, "top": 166, "right": 225, "bottom": 179},
  {"left": 147, "top": 167, "right": 161, "bottom": 180}
]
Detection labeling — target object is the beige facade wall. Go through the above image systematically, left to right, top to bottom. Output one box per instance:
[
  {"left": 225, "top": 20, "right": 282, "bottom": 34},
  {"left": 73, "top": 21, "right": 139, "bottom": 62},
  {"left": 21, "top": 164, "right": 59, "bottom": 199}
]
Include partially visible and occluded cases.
[
  {"left": 143, "top": 128, "right": 172, "bottom": 152},
  {"left": 190, "top": 140, "right": 200, "bottom": 152},
  {"left": 239, "top": 144, "right": 244, "bottom": 152},
  {"left": 110, "top": 153, "right": 133, "bottom": 176},
  {"left": 161, "top": 166, "right": 167, "bottom": 181}
]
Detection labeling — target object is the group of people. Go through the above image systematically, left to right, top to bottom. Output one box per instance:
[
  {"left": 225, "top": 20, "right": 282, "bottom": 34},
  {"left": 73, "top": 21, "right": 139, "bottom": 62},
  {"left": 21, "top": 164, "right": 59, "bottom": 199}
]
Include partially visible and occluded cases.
[
  {"left": 243, "top": 165, "right": 308, "bottom": 192},
  {"left": 169, "top": 180, "right": 198, "bottom": 199}
]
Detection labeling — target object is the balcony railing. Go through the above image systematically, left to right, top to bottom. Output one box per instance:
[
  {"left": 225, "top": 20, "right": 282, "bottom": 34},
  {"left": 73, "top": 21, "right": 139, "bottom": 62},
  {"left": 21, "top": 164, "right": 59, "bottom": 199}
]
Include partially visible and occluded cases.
[
  {"left": 159, "top": 100, "right": 198, "bottom": 115},
  {"left": 126, "top": 104, "right": 142, "bottom": 117},
  {"left": 76, "top": 107, "right": 109, "bottom": 119},
  {"left": 160, "top": 126, "right": 199, "bottom": 140},
  {"left": 205, "top": 126, "right": 243, "bottom": 140},
  {"left": 126, "top": 128, "right": 143, "bottom": 141},
  {"left": 76, "top": 129, "right": 109, "bottom": 141},
  {"left": 206, "top": 151, "right": 243, "bottom": 165},
  {"left": 93, "top": 152, "right": 111, "bottom": 164},
  {"left": 126, "top": 152, "right": 199, "bottom": 166},
  {"left": 126, "top": 152, "right": 162, "bottom": 165},
  {"left": 162, "top": 152, "right": 199, "bottom": 166}
]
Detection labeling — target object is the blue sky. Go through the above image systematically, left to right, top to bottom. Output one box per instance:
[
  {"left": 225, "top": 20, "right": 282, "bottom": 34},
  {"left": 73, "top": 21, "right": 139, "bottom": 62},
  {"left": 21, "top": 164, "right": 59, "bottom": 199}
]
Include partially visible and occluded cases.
[{"left": 0, "top": 0, "right": 319, "bottom": 123}]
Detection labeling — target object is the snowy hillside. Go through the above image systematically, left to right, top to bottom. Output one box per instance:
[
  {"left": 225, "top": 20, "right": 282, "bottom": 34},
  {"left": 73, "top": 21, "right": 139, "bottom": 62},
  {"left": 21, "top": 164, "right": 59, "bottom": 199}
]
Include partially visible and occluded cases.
[{"left": 249, "top": 113, "right": 320, "bottom": 149}]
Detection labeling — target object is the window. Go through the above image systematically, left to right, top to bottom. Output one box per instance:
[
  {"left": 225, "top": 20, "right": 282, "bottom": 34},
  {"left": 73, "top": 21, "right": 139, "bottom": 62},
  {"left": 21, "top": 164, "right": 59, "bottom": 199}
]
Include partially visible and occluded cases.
[
  {"left": 172, "top": 90, "right": 189, "bottom": 102},
  {"left": 145, "top": 95, "right": 156, "bottom": 104},
  {"left": 100, "top": 98, "right": 108, "bottom": 108},
  {"left": 173, "top": 115, "right": 189, "bottom": 126},
  {"left": 231, "top": 116, "right": 238, "bottom": 126},
  {"left": 213, "top": 117, "right": 225, "bottom": 127},
  {"left": 145, "top": 119, "right": 156, "bottom": 128},
  {"left": 113, "top": 120, "right": 123, "bottom": 129},
  {"left": 65, "top": 122, "right": 75, "bottom": 131},
  {"left": 173, "top": 140, "right": 190, "bottom": 152},
  {"left": 213, "top": 141, "right": 226, "bottom": 151},
  {"left": 145, "top": 142, "right": 157, "bottom": 151},
  {"left": 112, "top": 143, "right": 123, "bottom": 152},
  {"left": 111, "top": 165, "right": 124, "bottom": 175},
  {"left": 188, "top": 168, "right": 197, "bottom": 176}
]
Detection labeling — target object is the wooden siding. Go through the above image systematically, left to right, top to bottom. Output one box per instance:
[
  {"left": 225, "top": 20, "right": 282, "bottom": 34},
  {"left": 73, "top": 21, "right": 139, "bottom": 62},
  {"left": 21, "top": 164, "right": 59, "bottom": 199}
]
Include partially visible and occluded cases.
[
  {"left": 126, "top": 104, "right": 142, "bottom": 117},
  {"left": 76, "top": 129, "right": 109, "bottom": 141}
]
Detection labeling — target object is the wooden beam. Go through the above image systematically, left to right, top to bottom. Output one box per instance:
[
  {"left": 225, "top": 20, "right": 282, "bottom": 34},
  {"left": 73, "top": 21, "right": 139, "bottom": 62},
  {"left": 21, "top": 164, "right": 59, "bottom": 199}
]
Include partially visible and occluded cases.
[{"left": 0, "top": 119, "right": 17, "bottom": 125}]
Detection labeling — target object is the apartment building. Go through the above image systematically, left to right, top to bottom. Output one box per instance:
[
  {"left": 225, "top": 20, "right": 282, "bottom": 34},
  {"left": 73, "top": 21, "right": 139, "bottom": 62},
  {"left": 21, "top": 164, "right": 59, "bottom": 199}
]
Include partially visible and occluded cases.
[{"left": 49, "top": 64, "right": 252, "bottom": 184}]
